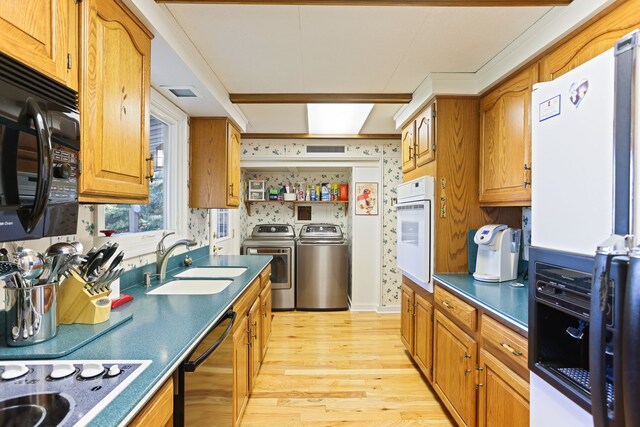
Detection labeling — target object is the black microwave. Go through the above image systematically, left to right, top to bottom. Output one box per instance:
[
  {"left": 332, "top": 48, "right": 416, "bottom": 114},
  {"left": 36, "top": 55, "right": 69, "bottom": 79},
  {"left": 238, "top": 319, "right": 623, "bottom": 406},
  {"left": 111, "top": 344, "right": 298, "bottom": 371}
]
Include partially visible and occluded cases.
[{"left": 0, "top": 52, "right": 80, "bottom": 242}]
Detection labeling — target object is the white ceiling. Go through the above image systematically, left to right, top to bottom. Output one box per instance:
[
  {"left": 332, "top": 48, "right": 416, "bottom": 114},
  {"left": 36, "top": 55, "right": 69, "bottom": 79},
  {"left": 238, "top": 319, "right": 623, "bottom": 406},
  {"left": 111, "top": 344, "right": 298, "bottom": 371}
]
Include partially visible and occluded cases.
[{"left": 158, "top": 4, "right": 554, "bottom": 133}]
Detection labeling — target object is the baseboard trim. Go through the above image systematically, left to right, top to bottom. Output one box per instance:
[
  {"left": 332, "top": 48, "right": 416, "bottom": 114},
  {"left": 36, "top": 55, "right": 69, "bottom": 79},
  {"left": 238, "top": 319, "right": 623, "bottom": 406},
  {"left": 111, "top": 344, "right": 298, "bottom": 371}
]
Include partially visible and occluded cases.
[
  {"left": 349, "top": 303, "right": 379, "bottom": 312},
  {"left": 377, "top": 305, "right": 400, "bottom": 314}
]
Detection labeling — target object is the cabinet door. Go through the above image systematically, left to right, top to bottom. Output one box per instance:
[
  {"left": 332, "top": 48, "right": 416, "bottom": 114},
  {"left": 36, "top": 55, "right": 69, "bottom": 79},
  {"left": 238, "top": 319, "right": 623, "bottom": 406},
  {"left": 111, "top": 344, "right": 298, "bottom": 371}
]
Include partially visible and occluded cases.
[
  {"left": 0, "top": 0, "right": 76, "bottom": 88},
  {"left": 78, "top": 0, "right": 152, "bottom": 203},
  {"left": 479, "top": 64, "right": 537, "bottom": 206},
  {"left": 415, "top": 103, "right": 436, "bottom": 167},
  {"left": 401, "top": 122, "right": 416, "bottom": 174},
  {"left": 226, "top": 123, "right": 241, "bottom": 207},
  {"left": 260, "top": 281, "right": 272, "bottom": 359},
  {"left": 400, "top": 283, "right": 415, "bottom": 353},
  {"left": 414, "top": 294, "right": 434, "bottom": 383},
  {"left": 248, "top": 298, "right": 262, "bottom": 392},
  {"left": 433, "top": 311, "right": 477, "bottom": 427},
  {"left": 232, "top": 315, "right": 249, "bottom": 426},
  {"left": 478, "top": 349, "right": 529, "bottom": 427}
]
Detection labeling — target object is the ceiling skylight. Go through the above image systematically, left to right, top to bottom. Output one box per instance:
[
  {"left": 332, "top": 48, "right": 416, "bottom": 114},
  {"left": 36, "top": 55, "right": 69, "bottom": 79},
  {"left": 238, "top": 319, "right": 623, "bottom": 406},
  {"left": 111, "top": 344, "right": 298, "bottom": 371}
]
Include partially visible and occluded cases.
[{"left": 307, "top": 103, "right": 374, "bottom": 134}]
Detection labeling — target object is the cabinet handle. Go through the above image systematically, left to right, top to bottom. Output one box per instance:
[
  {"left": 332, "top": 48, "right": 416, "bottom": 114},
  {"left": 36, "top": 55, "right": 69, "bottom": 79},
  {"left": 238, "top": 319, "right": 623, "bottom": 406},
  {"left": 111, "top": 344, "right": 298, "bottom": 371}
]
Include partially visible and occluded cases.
[
  {"left": 408, "top": 144, "right": 414, "bottom": 160},
  {"left": 145, "top": 155, "right": 155, "bottom": 182},
  {"left": 229, "top": 183, "right": 235, "bottom": 197},
  {"left": 442, "top": 301, "right": 454, "bottom": 310},
  {"left": 500, "top": 342, "right": 523, "bottom": 357},
  {"left": 464, "top": 352, "right": 472, "bottom": 359},
  {"left": 464, "top": 369, "right": 472, "bottom": 376},
  {"left": 475, "top": 383, "right": 484, "bottom": 390}
]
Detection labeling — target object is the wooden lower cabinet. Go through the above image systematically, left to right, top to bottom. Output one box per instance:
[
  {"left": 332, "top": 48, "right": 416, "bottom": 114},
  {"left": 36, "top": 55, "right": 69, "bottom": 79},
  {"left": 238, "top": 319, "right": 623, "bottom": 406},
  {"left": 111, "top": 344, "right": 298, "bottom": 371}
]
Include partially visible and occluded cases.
[
  {"left": 231, "top": 266, "right": 272, "bottom": 426},
  {"left": 402, "top": 279, "right": 530, "bottom": 427},
  {"left": 260, "top": 281, "right": 273, "bottom": 358},
  {"left": 400, "top": 283, "right": 415, "bottom": 353},
  {"left": 414, "top": 294, "right": 434, "bottom": 382},
  {"left": 248, "top": 298, "right": 262, "bottom": 391},
  {"left": 434, "top": 311, "right": 477, "bottom": 427},
  {"left": 232, "top": 315, "right": 249, "bottom": 426},
  {"left": 478, "top": 349, "right": 529, "bottom": 427},
  {"left": 129, "top": 378, "right": 173, "bottom": 427}
]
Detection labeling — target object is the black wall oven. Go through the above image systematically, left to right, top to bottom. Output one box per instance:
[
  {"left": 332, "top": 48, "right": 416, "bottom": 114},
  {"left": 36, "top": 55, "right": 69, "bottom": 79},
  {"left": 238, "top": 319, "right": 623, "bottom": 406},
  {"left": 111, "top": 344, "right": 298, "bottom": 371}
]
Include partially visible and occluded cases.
[{"left": 0, "top": 52, "right": 80, "bottom": 242}]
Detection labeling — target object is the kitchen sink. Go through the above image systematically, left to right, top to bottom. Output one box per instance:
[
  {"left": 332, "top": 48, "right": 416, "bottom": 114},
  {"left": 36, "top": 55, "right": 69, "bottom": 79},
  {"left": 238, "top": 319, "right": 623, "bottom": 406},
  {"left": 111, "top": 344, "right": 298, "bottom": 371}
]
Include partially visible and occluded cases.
[
  {"left": 174, "top": 267, "right": 247, "bottom": 279},
  {"left": 147, "top": 279, "right": 233, "bottom": 295}
]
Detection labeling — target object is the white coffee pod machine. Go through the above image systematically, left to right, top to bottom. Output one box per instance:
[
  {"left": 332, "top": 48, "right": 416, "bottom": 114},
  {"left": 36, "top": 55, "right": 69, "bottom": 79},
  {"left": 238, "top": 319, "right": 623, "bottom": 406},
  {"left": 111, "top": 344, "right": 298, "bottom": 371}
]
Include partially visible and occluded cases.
[{"left": 473, "top": 224, "right": 521, "bottom": 282}]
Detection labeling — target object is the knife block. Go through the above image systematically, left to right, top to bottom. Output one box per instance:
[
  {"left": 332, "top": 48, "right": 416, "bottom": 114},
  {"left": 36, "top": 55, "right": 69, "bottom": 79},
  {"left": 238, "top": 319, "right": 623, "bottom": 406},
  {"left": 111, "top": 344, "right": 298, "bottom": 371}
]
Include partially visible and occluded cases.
[{"left": 57, "top": 271, "right": 111, "bottom": 325}]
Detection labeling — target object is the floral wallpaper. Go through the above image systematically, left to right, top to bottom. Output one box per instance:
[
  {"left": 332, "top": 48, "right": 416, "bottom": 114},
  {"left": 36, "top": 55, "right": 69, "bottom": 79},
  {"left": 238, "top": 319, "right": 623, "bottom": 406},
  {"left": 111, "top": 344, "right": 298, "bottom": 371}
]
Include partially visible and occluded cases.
[
  {"left": 241, "top": 139, "right": 403, "bottom": 308},
  {"left": 381, "top": 142, "right": 402, "bottom": 306},
  {"left": 522, "top": 207, "right": 532, "bottom": 261}
]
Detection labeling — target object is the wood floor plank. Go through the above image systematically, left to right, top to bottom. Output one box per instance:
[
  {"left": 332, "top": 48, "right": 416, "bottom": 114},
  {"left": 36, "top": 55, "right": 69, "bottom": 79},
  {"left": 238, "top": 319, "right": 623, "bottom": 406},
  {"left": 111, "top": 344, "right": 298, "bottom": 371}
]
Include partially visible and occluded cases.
[{"left": 241, "top": 311, "right": 453, "bottom": 426}]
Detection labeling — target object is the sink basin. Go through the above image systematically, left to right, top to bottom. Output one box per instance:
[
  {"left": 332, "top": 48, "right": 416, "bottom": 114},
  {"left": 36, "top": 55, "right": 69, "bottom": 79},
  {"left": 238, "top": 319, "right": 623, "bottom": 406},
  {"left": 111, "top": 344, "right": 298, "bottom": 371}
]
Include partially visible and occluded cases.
[
  {"left": 175, "top": 267, "right": 247, "bottom": 279},
  {"left": 147, "top": 279, "right": 233, "bottom": 295}
]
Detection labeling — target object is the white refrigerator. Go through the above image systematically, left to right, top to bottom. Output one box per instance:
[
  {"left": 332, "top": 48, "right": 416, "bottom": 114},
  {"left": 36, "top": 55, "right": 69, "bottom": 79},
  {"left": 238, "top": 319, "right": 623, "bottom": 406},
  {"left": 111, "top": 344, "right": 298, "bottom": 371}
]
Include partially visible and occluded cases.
[{"left": 531, "top": 30, "right": 640, "bottom": 427}]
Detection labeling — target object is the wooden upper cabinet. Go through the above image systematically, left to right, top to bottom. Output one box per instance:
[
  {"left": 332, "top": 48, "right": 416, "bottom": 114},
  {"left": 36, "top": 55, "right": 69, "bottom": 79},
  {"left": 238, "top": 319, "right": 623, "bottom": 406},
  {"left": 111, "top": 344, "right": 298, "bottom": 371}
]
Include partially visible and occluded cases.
[
  {"left": 0, "top": 0, "right": 78, "bottom": 90},
  {"left": 78, "top": 0, "right": 152, "bottom": 203},
  {"left": 539, "top": 0, "right": 640, "bottom": 82},
  {"left": 479, "top": 64, "right": 537, "bottom": 207},
  {"left": 415, "top": 102, "right": 436, "bottom": 167},
  {"left": 189, "top": 118, "right": 242, "bottom": 208},
  {"left": 401, "top": 121, "right": 416, "bottom": 174},
  {"left": 400, "top": 283, "right": 415, "bottom": 354},
  {"left": 414, "top": 293, "right": 434, "bottom": 383},
  {"left": 433, "top": 311, "right": 477, "bottom": 427},
  {"left": 478, "top": 349, "right": 529, "bottom": 427}
]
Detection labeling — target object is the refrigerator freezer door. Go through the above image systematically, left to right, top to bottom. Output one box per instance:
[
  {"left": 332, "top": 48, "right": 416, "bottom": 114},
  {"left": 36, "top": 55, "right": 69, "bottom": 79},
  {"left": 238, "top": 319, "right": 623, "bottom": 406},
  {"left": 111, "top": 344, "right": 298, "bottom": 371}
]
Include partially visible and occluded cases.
[{"left": 532, "top": 49, "right": 615, "bottom": 256}]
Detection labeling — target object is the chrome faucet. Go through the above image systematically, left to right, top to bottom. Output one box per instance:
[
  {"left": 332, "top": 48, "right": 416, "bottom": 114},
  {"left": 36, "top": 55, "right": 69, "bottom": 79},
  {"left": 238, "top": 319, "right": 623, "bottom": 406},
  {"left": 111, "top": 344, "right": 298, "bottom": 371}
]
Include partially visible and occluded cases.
[{"left": 156, "top": 232, "right": 197, "bottom": 281}]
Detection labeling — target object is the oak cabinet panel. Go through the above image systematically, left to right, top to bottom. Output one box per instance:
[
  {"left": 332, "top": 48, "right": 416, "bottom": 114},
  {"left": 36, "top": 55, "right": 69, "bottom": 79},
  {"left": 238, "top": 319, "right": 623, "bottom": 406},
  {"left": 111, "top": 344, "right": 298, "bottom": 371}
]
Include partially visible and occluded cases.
[
  {"left": 0, "top": 0, "right": 77, "bottom": 89},
  {"left": 78, "top": 0, "right": 152, "bottom": 203},
  {"left": 479, "top": 64, "right": 537, "bottom": 206},
  {"left": 415, "top": 102, "right": 436, "bottom": 167},
  {"left": 189, "top": 118, "right": 241, "bottom": 208},
  {"left": 401, "top": 121, "right": 416, "bottom": 174},
  {"left": 260, "top": 281, "right": 272, "bottom": 359},
  {"left": 400, "top": 283, "right": 415, "bottom": 353},
  {"left": 414, "top": 293, "right": 434, "bottom": 383},
  {"left": 248, "top": 297, "right": 262, "bottom": 392},
  {"left": 434, "top": 311, "right": 477, "bottom": 427},
  {"left": 232, "top": 315, "right": 249, "bottom": 426},
  {"left": 478, "top": 349, "right": 529, "bottom": 427},
  {"left": 129, "top": 378, "right": 173, "bottom": 427}
]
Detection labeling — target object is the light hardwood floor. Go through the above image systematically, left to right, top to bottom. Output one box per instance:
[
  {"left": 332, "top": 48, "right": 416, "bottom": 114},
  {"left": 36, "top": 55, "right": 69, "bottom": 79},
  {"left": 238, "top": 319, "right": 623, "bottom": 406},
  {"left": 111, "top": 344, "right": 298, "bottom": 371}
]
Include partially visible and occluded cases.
[{"left": 241, "top": 311, "right": 454, "bottom": 426}]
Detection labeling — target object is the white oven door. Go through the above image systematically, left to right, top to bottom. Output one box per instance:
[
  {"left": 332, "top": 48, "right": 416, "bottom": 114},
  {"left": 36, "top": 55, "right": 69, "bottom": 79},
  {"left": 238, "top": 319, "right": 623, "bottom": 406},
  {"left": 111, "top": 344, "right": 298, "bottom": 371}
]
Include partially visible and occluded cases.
[{"left": 396, "top": 200, "right": 433, "bottom": 291}]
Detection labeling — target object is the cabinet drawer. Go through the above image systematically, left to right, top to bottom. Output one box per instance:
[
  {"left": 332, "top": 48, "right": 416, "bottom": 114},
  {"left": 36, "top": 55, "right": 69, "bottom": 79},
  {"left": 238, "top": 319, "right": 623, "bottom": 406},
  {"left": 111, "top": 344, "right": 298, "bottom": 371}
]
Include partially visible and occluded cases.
[
  {"left": 434, "top": 286, "right": 477, "bottom": 331},
  {"left": 481, "top": 314, "right": 528, "bottom": 372},
  {"left": 129, "top": 378, "right": 173, "bottom": 427}
]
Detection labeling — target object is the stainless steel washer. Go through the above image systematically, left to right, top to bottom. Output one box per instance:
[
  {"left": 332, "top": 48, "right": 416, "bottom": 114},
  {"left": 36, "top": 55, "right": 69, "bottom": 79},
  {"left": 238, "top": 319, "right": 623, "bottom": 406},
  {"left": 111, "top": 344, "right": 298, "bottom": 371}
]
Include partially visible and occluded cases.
[
  {"left": 296, "top": 223, "right": 349, "bottom": 310},
  {"left": 242, "top": 224, "right": 296, "bottom": 310}
]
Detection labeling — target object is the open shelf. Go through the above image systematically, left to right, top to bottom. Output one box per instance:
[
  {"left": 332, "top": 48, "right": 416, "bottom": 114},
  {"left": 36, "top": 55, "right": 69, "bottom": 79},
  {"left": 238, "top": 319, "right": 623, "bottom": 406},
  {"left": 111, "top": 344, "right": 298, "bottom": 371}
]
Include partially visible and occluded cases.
[{"left": 245, "top": 200, "right": 349, "bottom": 216}]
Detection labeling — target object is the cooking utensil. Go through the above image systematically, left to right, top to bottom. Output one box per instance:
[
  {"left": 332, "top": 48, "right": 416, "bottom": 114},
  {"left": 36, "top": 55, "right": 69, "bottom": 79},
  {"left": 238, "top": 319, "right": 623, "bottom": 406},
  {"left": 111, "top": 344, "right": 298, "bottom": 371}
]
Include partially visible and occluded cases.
[
  {"left": 71, "top": 241, "right": 83, "bottom": 254},
  {"left": 100, "top": 242, "right": 119, "bottom": 268},
  {"left": 0, "top": 248, "right": 9, "bottom": 262},
  {"left": 16, "top": 249, "right": 45, "bottom": 280},
  {"left": 84, "top": 253, "right": 103, "bottom": 282},
  {"left": 0, "top": 261, "right": 18, "bottom": 281},
  {"left": 4, "top": 280, "right": 58, "bottom": 346}
]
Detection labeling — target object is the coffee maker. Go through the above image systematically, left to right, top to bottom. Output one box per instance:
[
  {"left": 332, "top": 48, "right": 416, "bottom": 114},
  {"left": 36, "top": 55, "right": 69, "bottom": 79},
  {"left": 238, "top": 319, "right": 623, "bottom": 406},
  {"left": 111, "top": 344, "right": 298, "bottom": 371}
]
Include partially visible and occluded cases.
[{"left": 473, "top": 224, "right": 521, "bottom": 282}]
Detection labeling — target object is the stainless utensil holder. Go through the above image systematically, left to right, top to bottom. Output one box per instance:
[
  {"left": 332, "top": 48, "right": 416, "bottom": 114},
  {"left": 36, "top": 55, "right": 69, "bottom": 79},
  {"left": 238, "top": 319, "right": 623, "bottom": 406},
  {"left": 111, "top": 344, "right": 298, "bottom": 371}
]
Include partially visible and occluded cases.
[{"left": 4, "top": 283, "right": 58, "bottom": 346}]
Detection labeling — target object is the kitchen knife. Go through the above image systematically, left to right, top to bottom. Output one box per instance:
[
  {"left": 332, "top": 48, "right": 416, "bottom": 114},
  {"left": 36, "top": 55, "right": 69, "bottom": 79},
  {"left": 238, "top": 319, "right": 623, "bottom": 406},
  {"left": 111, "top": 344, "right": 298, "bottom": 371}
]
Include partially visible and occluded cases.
[
  {"left": 100, "top": 242, "right": 119, "bottom": 268},
  {"left": 84, "top": 253, "right": 103, "bottom": 282}
]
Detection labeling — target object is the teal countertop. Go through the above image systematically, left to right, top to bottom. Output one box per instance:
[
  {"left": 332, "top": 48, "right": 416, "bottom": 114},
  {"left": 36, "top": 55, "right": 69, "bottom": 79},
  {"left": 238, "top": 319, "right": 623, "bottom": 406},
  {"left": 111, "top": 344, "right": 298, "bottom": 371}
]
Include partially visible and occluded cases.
[
  {"left": 3, "top": 253, "right": 271, "bottom": 426},
  {"left": 433, "top": 273, "right": 528, "bottom": 333}
]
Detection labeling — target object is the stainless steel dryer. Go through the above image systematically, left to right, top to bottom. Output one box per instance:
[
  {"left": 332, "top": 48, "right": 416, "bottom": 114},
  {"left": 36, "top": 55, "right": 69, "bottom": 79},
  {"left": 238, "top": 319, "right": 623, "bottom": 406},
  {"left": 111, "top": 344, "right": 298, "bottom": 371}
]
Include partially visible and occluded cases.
[
  {"left": 296, "top": 223, "right": 349, "bottom": 310},
  {"left": 242, "top": 224, "right": 296, "bottom": 310}
]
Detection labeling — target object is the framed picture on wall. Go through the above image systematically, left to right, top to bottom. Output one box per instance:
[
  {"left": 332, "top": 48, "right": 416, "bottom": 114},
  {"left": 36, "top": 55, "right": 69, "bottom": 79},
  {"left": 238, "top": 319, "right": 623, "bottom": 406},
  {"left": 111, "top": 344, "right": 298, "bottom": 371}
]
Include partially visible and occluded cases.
[{"left": 355, "top": 182, "right": 378, "bottom": 216}]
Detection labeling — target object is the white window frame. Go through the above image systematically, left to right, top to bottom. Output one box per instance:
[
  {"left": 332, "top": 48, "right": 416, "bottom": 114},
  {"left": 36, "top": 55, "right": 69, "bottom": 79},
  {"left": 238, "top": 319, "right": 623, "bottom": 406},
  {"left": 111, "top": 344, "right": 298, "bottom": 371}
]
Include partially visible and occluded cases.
[
  {"left": 94, "top": 88, "right": 189, "bottom": 258},
  {"left": 210, "top": 209, "right": 232, "bottom": 243}
]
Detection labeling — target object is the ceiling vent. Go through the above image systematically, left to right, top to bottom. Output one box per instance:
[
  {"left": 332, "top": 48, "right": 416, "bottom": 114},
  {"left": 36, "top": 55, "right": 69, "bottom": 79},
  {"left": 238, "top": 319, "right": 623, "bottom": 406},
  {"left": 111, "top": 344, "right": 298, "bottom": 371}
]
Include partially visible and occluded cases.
[
  {"left": 161, "top": 85, "right": 200, "bottom": 98},
  {"left": 306, "top": 145, "right": 346, "bottom": 154}
]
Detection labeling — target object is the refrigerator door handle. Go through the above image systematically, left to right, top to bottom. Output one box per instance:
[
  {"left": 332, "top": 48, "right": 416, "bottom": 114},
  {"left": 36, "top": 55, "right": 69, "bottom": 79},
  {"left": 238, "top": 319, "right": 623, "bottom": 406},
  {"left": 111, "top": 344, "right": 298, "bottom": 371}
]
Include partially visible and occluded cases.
[{"left": 622, "top": 248, "right": 640, "bottom": 427}]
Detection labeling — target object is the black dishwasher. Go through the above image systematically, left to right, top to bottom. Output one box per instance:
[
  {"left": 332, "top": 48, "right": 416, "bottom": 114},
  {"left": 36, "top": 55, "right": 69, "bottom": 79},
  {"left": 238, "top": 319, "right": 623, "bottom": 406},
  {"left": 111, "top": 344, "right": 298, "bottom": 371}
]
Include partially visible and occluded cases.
[{"left": 175, "top": 310, "right": 236, "bottom": 426}]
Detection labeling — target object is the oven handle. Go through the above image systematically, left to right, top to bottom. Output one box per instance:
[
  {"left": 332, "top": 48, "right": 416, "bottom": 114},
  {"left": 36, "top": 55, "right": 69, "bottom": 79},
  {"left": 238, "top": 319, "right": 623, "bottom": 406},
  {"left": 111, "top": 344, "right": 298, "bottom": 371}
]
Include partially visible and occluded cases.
[
  {"left": 19, "top": 98, "right": 52, "bottom": 233},
  {"left": 396, "top": 201, "right": 427, "bottom": 210},
  {"left": 183, "top": 310, "right": 236, "bottom": 373}
]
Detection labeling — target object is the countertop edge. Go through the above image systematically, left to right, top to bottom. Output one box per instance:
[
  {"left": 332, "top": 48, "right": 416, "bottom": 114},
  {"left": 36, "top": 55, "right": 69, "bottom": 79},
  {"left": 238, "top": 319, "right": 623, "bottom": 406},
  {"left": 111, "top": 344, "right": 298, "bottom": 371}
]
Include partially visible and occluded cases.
[
  {"left": 118, "top": 255, "right": 270, "bottom": 426},
  {"left": 433, "top": 275, "right": 528, "bottom": 335}
]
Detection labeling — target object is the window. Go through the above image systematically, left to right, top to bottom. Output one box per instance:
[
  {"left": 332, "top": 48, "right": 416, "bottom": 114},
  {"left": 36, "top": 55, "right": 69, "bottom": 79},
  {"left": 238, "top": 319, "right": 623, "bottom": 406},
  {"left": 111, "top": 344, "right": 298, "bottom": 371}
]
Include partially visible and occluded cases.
[
  {"left": 94, "top": 89, "right": 189, "bottom": 257},
  {"left": 104, "top": 116, "right": 168, "bottom": 233},
  {"left": 213, "top": 209, "right": 230, "bottom": 241}
]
